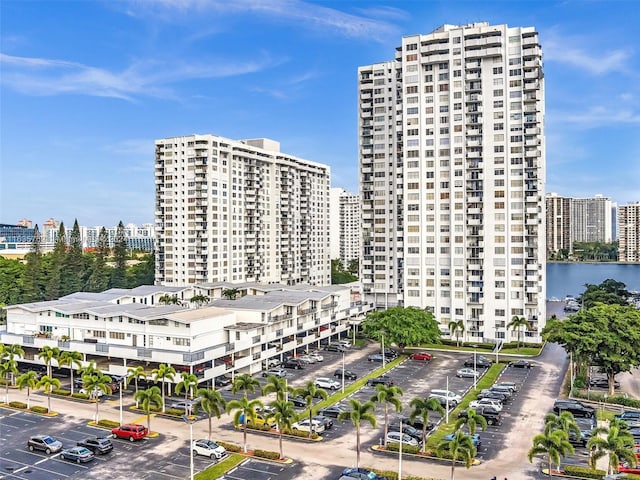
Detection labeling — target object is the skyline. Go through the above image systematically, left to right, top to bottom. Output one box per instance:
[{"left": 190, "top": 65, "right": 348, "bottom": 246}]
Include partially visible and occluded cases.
[{"left": 2, "top": 0, "right": 639, "bottom": 226}]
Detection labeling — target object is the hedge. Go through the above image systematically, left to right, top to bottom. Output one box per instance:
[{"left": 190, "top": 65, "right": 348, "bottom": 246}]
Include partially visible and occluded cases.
[
  {"left": 52, "top": 389, "right": 70, "bottom": 396},
  {"left": 573, "top": 390, "right": 640, "bottom": 409},
  {"left": 71, "top": 392, "right": 89, "bottom": 400},
  {"left": 9, "top": 401, "right": 27, "bottom": 409},
  {"left": 30, "top": 406, "right": 49, "bottom": 414},
  {"left": 165, "top": 408, "right": 185, "bottom": 417},
  {"left": 97, "top": 419, "right": 120, "bottom": 428},
  {"left": 285, "top": 428, "right": 319, "bottom": 439},
  {"left": 216, "top": 441, "right": 241, "bottom": 453},
  {"left": 386, "top": 442, "right": 421, "bottom": 454},
  {"left": 253, "top": 449, "right": 280, "bottom": 460},
  {"left": 562, "top": 465, "right": 606, "bottom": 479},
  {"left": 363, "top": 467, "right": 440, "bottom": 480}
]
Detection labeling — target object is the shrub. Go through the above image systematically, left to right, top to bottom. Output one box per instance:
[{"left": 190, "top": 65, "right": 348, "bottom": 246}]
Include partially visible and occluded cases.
[
  {"left": 574, "top": 375, "right": 587, "bottom": 389},
  {"left": 52, "top": 388, "right": 71, "bottom": 396},
  {"left": 573, "top": 391, "right": 640, "bottom": 409},
  {"left": 71, "top": 392, "right": 89, "bottom": 400},
  {"left": 9, "top": 401, "right": 27, "bottom": 409},
  {"left": 30, "top": 406, "right": 49, "bottom": 414},
  {"left": 164, "top": 408, "right": 184, "bottom": 417},
  {"left": 97, "top": 419, "right": 120, "bottom": 428},
  {"left": 244, "top": 423, "right": 272, "bottom": 432},
  {"left": 285, "top": 429, "right": 319, "bottom": 439},
  {"left": 217, "top": 441, "right": 241, "bottom": 453},
  {"left": 386, "top": 442, "right": 421, "bottom": 454},
  {"left": 253, "top": 449, "right": 280, "bottom": 460},
  {"left": 562, "top": 465, "right": 606, "bottom": 479},
  {"left": 363, "top": 468, "right": 439, "bottom": 480}
]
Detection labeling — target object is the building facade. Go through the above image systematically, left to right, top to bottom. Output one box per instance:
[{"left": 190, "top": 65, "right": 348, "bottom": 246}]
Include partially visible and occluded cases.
[
  {"left": 359, "top": 23, "right": 546, "bottom": 342},
  {"left": 154, "top": 135, "right": 331, "bottom": 286},
  {"left": 329, "top": 188, "right": 362, "bottom": 268},
  {"left": 545, "top": 193, "right": 571, "bottom": 254},
  {"left": 571, "top": 195, "right": 612, "bottom": 244},
  {"left": 619, "top": 202, "right": 640, "bottom": 262}
]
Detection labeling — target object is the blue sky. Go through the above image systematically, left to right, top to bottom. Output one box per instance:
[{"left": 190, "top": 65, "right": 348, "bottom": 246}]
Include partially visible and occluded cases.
[{"left": 1, "top": 0, "right": 639, "bottom": 227}]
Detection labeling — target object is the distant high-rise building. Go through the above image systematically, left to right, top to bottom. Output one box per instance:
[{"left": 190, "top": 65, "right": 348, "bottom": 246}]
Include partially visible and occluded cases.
[
  {"left": 359, "top": 22, "right": 546, "bottom": 342},
  {"left": 155, "top": 134, "right": 331, "bottom": 286},
  {"left": 330, "top": 188, "right": 361, "bottom": 268},
  {"left": 545, "top": 193, "right": 571, "bottom": 253},
  {"left": 571, "top": 195, "right": 612, "bottom": 244},
  {"left": 618, "top": 202, "right": 640, "bottom": 262},
  {"left": 611, "top": 203, "right": 618, "bottom": 242},
  {"left": 17, "top": 218, "right": 32, "bottom": 228}
]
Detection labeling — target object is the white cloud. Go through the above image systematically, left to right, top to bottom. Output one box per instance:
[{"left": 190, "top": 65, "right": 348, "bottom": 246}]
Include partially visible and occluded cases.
[{"left": 552, "top": 106, "right": 640, "bottom": 128}]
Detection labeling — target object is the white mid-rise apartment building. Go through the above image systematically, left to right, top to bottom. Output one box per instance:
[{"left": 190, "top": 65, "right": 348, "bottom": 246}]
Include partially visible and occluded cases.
[
  {"left": 359, "top": 23, "right": 546, "bottom": 343},
  {"left": 155, "top": 135, "right": 331, "bottom": 286},
  {"left": 329, "top": 188, "right": 362, "bottom": 267},
  {"left": 571, "top": 195, "right": 613, "bottom": 244},
  {"left": 619, "top": 202, "right": 640, "bottom": 262}
]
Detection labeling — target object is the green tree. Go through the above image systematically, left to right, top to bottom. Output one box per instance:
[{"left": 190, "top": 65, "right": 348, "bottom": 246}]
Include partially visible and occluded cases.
[
  {"left": 63, "top": 219, "right": 84, "bottom": 294},
  {"left": 111, "top": 221, "right": 127, "bottom": 288},
  {"left": 45, "top": 223, "right": 66, "bottom": 300},
  {"left": 22, "top": 225, "right": 44, "bottom": 302},
  {"left": 86, "top": 227, "right": 110, "bottom": 292},
  {"left": 0, "top": 258, "right": 26, "bottom": 307},
  {"left": 346, "top": 259, "right": 359, "bottom": 276},
  {"left": 579, "top": 279, "right": 630, "bottom": 309},
  {"left": 222, "top": 288, "right": 240, "bottom": 300},
  {"left": 158, "top": 294, "right": 182, "bottom": 305},
  {"left": 189, "top": 294, "right": 210, "bottom": 308},
  {"left": 362, "top": 307, "right": 441, "bottom": 349},
  {"left": 507, "top": 315, "right": 530, "bottom": 351},
  {"left": 448, "top": 319, "right": 465, "bottom": 347},
  {"left": 2, "top": 344, "right": 24, "bottom": 362},
  {"left": 38, "top": 345, "right": 60, "bottom": 378},
  {"left": 57, "top": 350, "right": 83, "bottom": 395},
  {"left": 0, "top": 359, "right": 18, "bottom": 403},
  {"left": 152, "top": 363, "right": 176, "bottom": 412},
  {"left": 127, "top": 365, "right": 146, "bottom": 408},
  {"left": 16, "top": 371, "right": 39, "bottom": 409},
  {"left": 81, "top": 372, "right": 113, "bottom": 422},
  {"left": 175, "top": 372, "right": 198, "bottom": 413},
  {"left": 232, "top": 373, "right": 261, "bottom": 399},
  {"left": 36, "top": 375, "right": 61, "bottom": 413},
  {"left": 262, "top": 375, "right": 291, "bottom": 401},
  {"left": 295, "top": 381, "right": 328, "bottom": 438},
  {"left": 370, "top": 384, "right": 403, "bottom": 448},
  {"left": 134, "top": 386, "right": 163, "bottom": 433},
  {"left": 195, "top": 388, "right": 226, "bottom": 440},
  {"left": 226, "top": 396, "right": 263, "bottom": 453},
  {"left": 409, "top": 397, "right": 445, "bottom": 453},
  {"left": 270, "top": 399, "right": 297, "bottom": 459},
  {"left": 337, "top": 399, "right": 377, "bottom": 468},
  {"left": 455, "top": 408, "right": 488, "bottom": 435},
  {"left": 544, "top": 412, "right": 580, "bottom": 438},
  {"left": 588, "top": 424, "right": 637, "bottom": 475},
  {"left": 436, "top": 429, "right": 477, "bottom": 480},
  {"left": 528, "top": 429, "right": 574, "bottom": 478}
]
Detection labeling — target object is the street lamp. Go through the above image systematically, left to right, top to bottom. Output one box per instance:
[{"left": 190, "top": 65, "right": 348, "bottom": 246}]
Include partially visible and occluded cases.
[
  {"left": 471, "top": 344, "right": 478, "bottom": 390},
  {"left": 341, "top": 350, "right": 345, "bottom": 394},
  {"left": 118, "top": 377, "right": 125, "bottom": 426},
  {"left": 182, "top": 415, "right": 195, "bottom": 480},
  {"left": 398, "top": 418, "right": 403, "bottom": 480}
]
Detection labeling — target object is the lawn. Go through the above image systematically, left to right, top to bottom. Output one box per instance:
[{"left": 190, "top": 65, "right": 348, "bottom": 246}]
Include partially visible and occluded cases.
[
  {"left": 416, "top": 342, "right": 543, "bottom": 357},
  {"left": 194, "top": 454, "right": 244, "bottom": 480}
]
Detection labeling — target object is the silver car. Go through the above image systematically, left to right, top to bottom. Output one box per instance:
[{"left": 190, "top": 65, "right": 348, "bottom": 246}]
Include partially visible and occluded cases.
[{"left": 27, "top": 435, "right": 63, "bottom": 454}]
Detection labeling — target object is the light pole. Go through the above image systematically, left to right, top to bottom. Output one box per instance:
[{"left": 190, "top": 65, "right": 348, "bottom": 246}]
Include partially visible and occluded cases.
[
  {"left": 382, "top": 334, "right": 386, "bottom": 368},
  {"left": 472, "top": 344, "right": 478, "bottom": 390},
  {"left": 341, "top": 350, "right": 345, "bottom": 394},
  {"left": 445, "top": 376, "right": 450, "bottom": 424},
  {"left": 119, "top": 378, "right": 124, "bottom": 426},
  {"left": 182, "top": 415, "right": 195, "bottom": 480},
  {"left": 398, "top": 418, "right": 403, "bottom": 480}
]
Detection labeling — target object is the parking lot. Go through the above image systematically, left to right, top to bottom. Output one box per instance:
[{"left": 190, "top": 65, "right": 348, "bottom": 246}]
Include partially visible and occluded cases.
[{"left": 221, "top": 458, "right": 304, "bottom": 480}]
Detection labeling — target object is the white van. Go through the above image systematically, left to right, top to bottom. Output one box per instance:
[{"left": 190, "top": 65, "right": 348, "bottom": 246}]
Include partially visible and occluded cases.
[{"left": 428, "top": 389, "right": 462, "bottom": 407}]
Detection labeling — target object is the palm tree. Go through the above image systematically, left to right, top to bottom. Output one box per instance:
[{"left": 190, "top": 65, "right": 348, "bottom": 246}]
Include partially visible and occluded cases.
[
  {"left": 222, "top": 288, "right": 240, "bottom": 300},
  {"left": 158, "top": 294, "right": 182, "bottom": 305},
  {"left": 189, "top": 294, "right": 210, "bottom": 308},
  {"left": 507, "top": 315, "right": 530, "bottom": 351},
  {"left": 448, "top": 319, "right": 465, "bottom": 347},
  {"left": 3, "top": 344, "right": 25, "bottom": 362},
  {"left": 38, "top": 345, "right": 60, "bottom": 378},
  {"left": 57, "top": 351, "right": 83, "bottom": 395},
  {"left": 0, "top": 359, "right": 18, "bottom": 403},
  {"left": 78, "top": 361, "right": 99, "bottom": 378},
  {"left": 152, "top": 363, "right": 176, "bottom": 412},
  {"left": 127, "top": 366, "right": 146, "bottom": 408},
  {"left": 16, "top": 371, "right": 39, "bottom": 409},
  {"left": 81, "top": 372, "right": 113, "bottom": 422},
  {"left": 175, "top": 372, "right": 198, "bottom": 414},
  {"left": 232, "top": 373, "right": 261, "bottom": 399},
  {"left": 36, "top": 375, "right": 61, "bottom": 413},
  {"left": 262, "top": 375, "right": 291, "bottom": 401},
  {"left": 295, "top": 381, "right": 328, "bottom": 438},
  {"left": 370, "top": 384, "right": 403, "bottom": 448},
  {"left": 134, "top": 386, "right": 163, "bottom": 432},
  {"left": 195, "top": 388, "right": 226, "bottom": 440},
  {"left": 226, "top": 396, "right": 263, "bottom": 453},
  {"left": 409, "top": 397, "right": 445, "bottom": 453},
  {"left": 270, "top": 399, "right": 297, "bottom": 459},
  {"left": 337, "top": 399, "right": 377, "bottom": 468},
  {"left": 455, "top": 408, "right": 488, "bottom": 435},
  {"left": 544, "top": 412, "right": 581, "bottom": 438},
  {"left": 588, "top": 424, "right": 637, "bottom": 475},
  {"left": 436, "top": 429, "right": 477, "bottom": 480},
  {"left": 528, "top": 429, "right": 575, "bottom": 477}
]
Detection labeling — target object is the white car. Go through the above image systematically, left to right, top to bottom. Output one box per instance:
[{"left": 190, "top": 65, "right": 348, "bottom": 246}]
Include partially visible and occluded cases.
[
  {"left": 337, "top": 340, "right": 352, "bottom": 348},
  {"left": 308, "top": 352, "right": 324, "bottom": 362},
  {"left": 298, "top": 355, "right": 317, "bottom": 364},
  {"left": 456, "top": 368, "right": 480, "bottom": 378},
  {"left": 315, "top": 377, "right": 341, "bottom": 390},
  {"left": 80, "top": 388, "right": 104, "bottom": 398},
  {"left": 469, "top": 399, "right": 503, "bottom": 411},
  {"left": 292, "top": 419, "right": 325, "bottom": 433},
  {"left": 386, "top": 431, "right": 419, "bottom": 447},
  {"left": 192, "top": 439, "right": 226, "bottom": 459}
]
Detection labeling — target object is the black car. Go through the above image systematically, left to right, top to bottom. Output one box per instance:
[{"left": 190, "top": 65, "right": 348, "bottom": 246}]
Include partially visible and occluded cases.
[
  {"left": 324, "top": 343, "right": 346, "bottom": 352},
  {"left": 382, "top": 349, "right": 399, "bottom": 358},
  {"left": 464, "top": 357, "right": 492, "bottom": 368},
  {"left": 283, "top": 358, "right": 305, "bottom": 370},
  {"left": 508, "top": 360, "right": 533, "bottom": 369},
  {"left": 334, "top": 369, "right": 358, "bottom": 380},
  {"left": 214, "top": 376, "right": 232, "bottom": 388},
  {"left": 366, "top": 376, "right": 393, "bottom": 387},
  {"left": 589, "top": 378, "right": 620, "bottom": 389},
  {"left": 478, "top": 390, "right": 509, "bottom": 402},
  {"left": 291, "top": 396, "right": 307, "bottom": 408},
  {"left": 553, "top": 399, "right": 595, "bottom": 418},
  {"left": 318, "top": 405, "right": 348, "bottom": 418},
  {"left": 459, "top": 406, "right": 501, "bottom": 426},
  {"left": 615, "top": 410, "right": 640, "bottom": 427},
  {"left": 313, "top": 415, "right": 334, "bottom": 430},
  {"left": 397, "top": 415, "right": 435, "bottom": 432},
  {"left": 387, "top": 423, "right": 423, "bottom": 442},
  {"left": 568, "top": 430, "right": 588, "bottom": 447},
  {"left": 77, "top": 436, "right": 113, "bottom": 454}
]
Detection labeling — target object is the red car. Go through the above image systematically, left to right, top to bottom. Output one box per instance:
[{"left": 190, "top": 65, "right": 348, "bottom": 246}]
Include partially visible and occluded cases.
[
  {"left": 410, "top": 352, "right": 432, "bottom": 361},
  {"left": 111, "top": 424, "right": 148, "bottom": 442},
  {"left": 619, "top": 462, "right": 640, "bottom": 474}
]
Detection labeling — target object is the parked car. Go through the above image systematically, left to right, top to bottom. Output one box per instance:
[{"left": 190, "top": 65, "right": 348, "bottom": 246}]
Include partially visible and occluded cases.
[
  {"left": 337, "top": 340, "right": 352, "bottom": 348},
  {"left": 324, "top": 343, "right": 346, "bottom": 352},
  {"left": 382, "top": 349, "right": 398, "bottom": 358},
  {"left": 308, "top": 352, "right": 324, "bottom": 362},
  {"left": 409, "top": 352, "right": 432, "bottom": 361},
  {"left": 298, "top": 354, "right": 317, "bottom": 364},
  {"left": 367, "top": 354, "right": 385, "bottom": 363},
  {"left": 464, "top": 357, "right": 492, "bottom": 368},
  {"left": 283, "top": 358, "right": 305, "bottom": 370},
  {"left": 508, "top": 360, "right": 533, "bottom": 369},
  {"left": 262, "top": 368, "right": 287, "bottom": 378},
  {"left": 456, "top": 368, "right": 479, "bottom": 378},
  {"left": 334, "top": 369, "right": 358, "bottom": 380},
  {"left": 214, "top": 376, "right": 232, "bottom": 387},
  {"left": 367, "top": 376, "right": 394, "bottom": 387},
  {"left": 315, "top": 377, "right": 341, "bottom": 390},
  {"left": 589, "top": 378, "right": 620, "bottom": 389},
  {"left": 494, "top": 381, "right": 518, "bottom": 392},
  {"left": 488, "top": 385, "right": 514, "bottom": 397},
  {"left": 80, "top": 387, "right": 105, "bottom": 398},
  {"left": 429, "top": 389, "right": 462, "bottom": 407},
  {"left": 477, "top": 390, "right": 509, "bottom": 402},
  {"left": 291, "top": 396, "right": 307, "bottom": 408},
  {"left": 469, "top": 399, "right": 503, "bottom": 411},
  {"left": 553, "top": 399, "right": 595, "bottom": 418},
  {"left": 169, "top": 400, "right": 196, "bottom": 410},
  {"left": 318, "top": 405, "right": 348, "bottom": 418},
  {"left": 256, "top": 406, "right": 276, "bottom": 417},
  {"left": 459, "top": 406, "right": 501, "bottom": 426},
  {"left": 615, "top": 411, "right": 640, "bottom": 427},
  {"left": 239, "top": 413, "right": 276, "bottom": 429},
  {"left": 313, "top": 415, "right": 334, "bottom": 430},
  {"left": 397, "top": 415, "right": 435, "bottom": 432},
  {"left": 291, "top": 418, "right": 325, "bottom": 433},
  {"left": 387, "top": 423, "right": 423, "bottom": 442},
  {"left": 111, "top": 424, "right": 148, "bottom": 441},
  {"left": 567, "top": 429, "right": 588, "bottom": 447},
  {"left": 386, "top": 431, "right": 420, "bottom": 447},
  {"left": 443, "top": 432, "right": 481, "bottom": 448},
  {"left": 27, "top": 435, "right": 63, "bottom": 454},
  {"left": 76, "top": 436, "right": 113, "bottom": 454},
  {"left": 192, "top": 439, "right": 226, "bottom": 459},
  {"left": 60, "top": 446, "right": 95, "bottom": 464},
  {"left": 619, "top": 463, "right": 640, "bottom": 474},
  {"left": 340, "top": 467, "right": 387, "bottom": 480}
]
